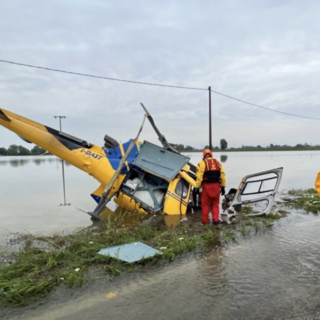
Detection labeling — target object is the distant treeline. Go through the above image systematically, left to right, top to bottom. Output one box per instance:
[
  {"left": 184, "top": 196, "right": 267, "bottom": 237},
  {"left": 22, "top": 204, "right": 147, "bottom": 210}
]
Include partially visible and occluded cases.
[
  {"left": 172, "top": 139, "right": 228, "bottom": 151},
  {"left": 1, "top": 142, "right": 320, "bottom": 156},
  {"left": 173, "top": 142, "right": 320, "bottom": 152},
  {"left": 229, "top": 143, "right": 320, "bottom": 152},
  {"left": 0, "top": 144, "right": 46, "bottom": 156}
]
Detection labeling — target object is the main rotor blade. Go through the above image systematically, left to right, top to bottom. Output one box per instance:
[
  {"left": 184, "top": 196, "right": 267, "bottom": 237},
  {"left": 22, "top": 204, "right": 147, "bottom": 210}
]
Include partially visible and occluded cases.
[
  {"left": 140, "top": 102, "right": 196, "bottom": 174},
  {"left": 140, "top": 103, "right": 177, "bottom": 153}
]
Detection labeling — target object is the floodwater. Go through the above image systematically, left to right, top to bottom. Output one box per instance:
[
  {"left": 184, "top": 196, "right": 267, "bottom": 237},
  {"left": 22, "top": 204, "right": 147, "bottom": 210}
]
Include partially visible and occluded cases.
[
  {"left": 1, "top": 150, "right": 318, "bottom": 246},
  {"left": 1, "top": 151, "right": 320, "bottom": 319}
]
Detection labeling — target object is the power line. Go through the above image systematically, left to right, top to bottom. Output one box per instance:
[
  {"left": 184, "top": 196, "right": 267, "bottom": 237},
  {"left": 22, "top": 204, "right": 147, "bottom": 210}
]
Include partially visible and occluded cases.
[
  {"left": 0, "top": 58, "right": 319, "bottom": 121},
  {"left": 0, "top": 59, "right": 206, "bottom": 91},
  {"left": 209, "top": 88, "right": 320, "bottom": 121}
]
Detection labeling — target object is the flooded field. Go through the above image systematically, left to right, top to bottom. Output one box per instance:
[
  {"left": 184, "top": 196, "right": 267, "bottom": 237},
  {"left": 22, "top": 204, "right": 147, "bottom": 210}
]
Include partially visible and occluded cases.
[
  {"left": 1, "top": 151, "right": 320, "bottom": 319},
  {"left": 1, "top": 151, "right": 319, "bottom": 246}
]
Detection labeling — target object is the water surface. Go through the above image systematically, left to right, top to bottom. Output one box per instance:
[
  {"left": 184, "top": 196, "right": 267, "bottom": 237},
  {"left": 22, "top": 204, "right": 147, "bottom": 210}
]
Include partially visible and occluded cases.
[
  {"left": 0, "top": 151, "right": 319, "bottom": 246},
  {"left": 1, "top": 151, "right": 320, "bottom": 319}
]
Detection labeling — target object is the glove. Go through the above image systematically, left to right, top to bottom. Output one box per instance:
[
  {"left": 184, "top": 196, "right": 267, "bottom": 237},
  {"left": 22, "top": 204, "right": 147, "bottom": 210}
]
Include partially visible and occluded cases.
[{"left": 220, "top": 186, "right": 225, "bottom": 196}]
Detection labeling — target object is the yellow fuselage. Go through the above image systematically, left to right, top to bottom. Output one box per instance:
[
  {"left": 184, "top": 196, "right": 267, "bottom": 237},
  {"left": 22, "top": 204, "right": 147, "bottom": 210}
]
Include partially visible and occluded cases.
[{"left": 0, "top": 108, "right": 197, "bottom": 219}]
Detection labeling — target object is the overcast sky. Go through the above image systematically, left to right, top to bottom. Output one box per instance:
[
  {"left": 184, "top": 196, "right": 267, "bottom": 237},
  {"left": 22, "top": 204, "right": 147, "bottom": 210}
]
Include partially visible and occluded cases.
[{"left": 0, "top": 0, "right": 320, "bottom": 149}]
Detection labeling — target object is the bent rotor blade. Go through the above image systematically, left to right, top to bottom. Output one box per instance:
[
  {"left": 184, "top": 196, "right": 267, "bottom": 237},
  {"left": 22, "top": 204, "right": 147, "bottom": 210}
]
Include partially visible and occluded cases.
[
  {"left": 140, "top": 102, "right": 196, "bottom": 174},
  {"left": 140, "top": 103, "right": 178, "bottom": 153}
]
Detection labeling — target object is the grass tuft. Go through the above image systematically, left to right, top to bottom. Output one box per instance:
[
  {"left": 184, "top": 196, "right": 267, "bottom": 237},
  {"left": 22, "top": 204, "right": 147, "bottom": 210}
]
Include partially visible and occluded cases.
[{"left": 284, "top": 189, "right": 320, "bottom": 213}]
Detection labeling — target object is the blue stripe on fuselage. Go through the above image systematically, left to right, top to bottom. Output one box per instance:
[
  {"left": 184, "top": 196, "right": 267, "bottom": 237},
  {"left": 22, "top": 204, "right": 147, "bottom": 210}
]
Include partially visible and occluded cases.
[
  {"left": 103, "top": 139, "right": 140, "bottom": 173},
  {"left": 91, "top": 194, "right": 101, "bottom": 204}
]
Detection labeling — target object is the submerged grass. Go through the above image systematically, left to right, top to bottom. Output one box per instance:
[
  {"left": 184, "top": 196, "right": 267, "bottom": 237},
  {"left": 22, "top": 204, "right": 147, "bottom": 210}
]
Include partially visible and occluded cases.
[
  {"left": 284, "top": 188, "right": 320, "bottom": 213},
  {"left": 0, "top": 210, "right": 284, "bottom": 307}
]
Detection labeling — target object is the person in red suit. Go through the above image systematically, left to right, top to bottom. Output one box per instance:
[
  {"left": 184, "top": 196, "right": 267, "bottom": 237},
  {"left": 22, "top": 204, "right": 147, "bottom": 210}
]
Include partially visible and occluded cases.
[{"left": 195, "top": 149, "right": 226, "bottom": 224}]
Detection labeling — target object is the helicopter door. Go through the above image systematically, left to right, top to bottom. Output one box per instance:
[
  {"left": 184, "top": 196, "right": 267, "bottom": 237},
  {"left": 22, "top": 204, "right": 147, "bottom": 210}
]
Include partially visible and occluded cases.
[{"left": 229, "top": 167, "right": 283, "bottom": 216}]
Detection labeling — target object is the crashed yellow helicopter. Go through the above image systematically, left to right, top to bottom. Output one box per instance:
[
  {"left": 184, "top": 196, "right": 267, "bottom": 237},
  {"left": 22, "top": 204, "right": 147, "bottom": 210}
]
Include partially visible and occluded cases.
[
  {"left": 0, "top": 104, "right": 283, "bottom": 224},
  {"left": 0, "top": 104, "right": 199, "bottom": 221}
]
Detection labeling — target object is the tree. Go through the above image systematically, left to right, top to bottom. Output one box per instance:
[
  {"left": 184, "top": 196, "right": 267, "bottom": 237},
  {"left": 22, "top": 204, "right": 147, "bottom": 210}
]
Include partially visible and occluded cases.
[
  {"left": 220, "top": 139, "right": 228, "bottom": 150},
  {"left": 170, "top": 143, "right": 185, "bottom": 152},
  {"left": 6, "top": 144, "right": 32, "bottom": 155},
  {"left": 7, "top": 144, "right": 19, "bottom": 155},
  {"left": 176, "top": 144, "right": 185, "bottom": 152},
  {"left": 204, "top": 144, "right": 219, "bottom": 150},
  {"left": 18, "top": 145, "right": 31, "bottom": 155},
  {"left": 31, "top": 146, "right": 46, "bottom": 155},
  {"left": 0, "top": 147, "right": 7, "bottom": 156}
]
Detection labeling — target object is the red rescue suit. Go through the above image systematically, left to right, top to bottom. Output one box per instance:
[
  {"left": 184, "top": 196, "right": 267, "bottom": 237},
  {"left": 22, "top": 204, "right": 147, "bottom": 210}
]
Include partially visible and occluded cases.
[
  {"left": 196, "top": 157, "right": 226, "bottom": 224},
  {"left": 202, "top": 158, "right": 221, "bottom": 223}
]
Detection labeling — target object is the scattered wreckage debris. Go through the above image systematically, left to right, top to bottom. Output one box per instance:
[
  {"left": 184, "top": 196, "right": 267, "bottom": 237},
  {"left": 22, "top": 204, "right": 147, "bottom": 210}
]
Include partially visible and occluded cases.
[{"left": 98, "top": 241, "right": 162, "bottom": 263}]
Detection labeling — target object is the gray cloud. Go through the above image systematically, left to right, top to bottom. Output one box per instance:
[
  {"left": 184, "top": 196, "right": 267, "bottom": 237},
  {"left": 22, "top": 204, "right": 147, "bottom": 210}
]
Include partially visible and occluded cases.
[{"left": 0, "top": 0, "right": 320, "bottom": 149}]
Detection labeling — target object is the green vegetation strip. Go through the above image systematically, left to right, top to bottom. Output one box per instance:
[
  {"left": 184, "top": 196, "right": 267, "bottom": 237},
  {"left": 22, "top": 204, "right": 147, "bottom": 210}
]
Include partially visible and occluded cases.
[
  {"left": 282, "top": 188, "right": 320, "bottom": 214},
  {"left": 0, "top": 213, "right": 283, "bottom": 307}
]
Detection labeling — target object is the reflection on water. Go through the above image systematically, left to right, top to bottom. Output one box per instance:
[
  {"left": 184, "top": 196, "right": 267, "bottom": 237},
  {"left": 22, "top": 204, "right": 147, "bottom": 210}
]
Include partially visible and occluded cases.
[
  {"left": 220, "top": 155, "right": 228, "bottom": 163},
  {"left": 0, "top": 156, "right": 58, "bottom": 166},
  {"left": 10, "top": 159, "right": 30, "bottom": 167},
  {"left": 33, "top": 159, "right": 42, "bottom": 166},
  {"left": 99, "top": 206, "right": 147, "bottom": 225},
  {"left": 98, "top": 207, "right": 185, "bottom": 228},
  {"left": 192, "top": 213, "right": 320, "bottom": 319},
  {"left": 163, "top": 214, "right": 187, "bottom": 227},
  {"left": 196, "top": 247, "right": 228, "bottom": 298}
]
